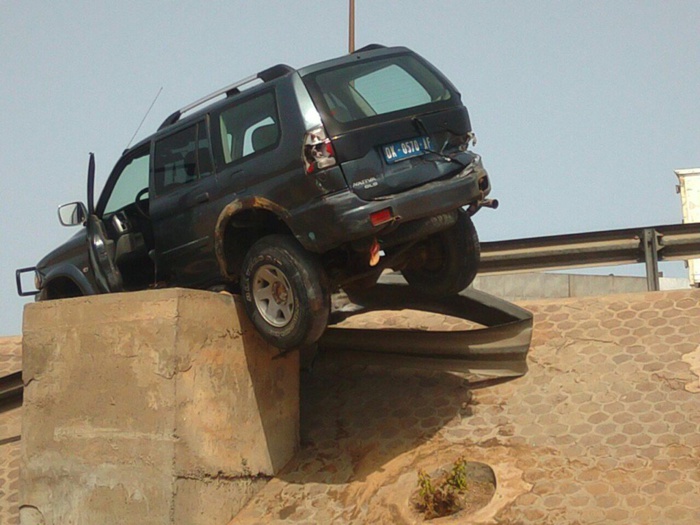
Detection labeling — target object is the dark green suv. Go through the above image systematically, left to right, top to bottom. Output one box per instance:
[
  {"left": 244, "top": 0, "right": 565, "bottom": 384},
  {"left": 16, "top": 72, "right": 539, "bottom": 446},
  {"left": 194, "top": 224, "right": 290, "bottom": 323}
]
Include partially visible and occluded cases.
[{"left": 17, "top": 44, "right": 496, "bottom": 349}]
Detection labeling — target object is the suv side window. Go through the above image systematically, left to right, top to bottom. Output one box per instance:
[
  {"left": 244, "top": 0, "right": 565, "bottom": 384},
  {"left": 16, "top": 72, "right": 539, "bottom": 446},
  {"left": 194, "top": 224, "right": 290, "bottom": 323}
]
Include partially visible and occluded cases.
[
  {"left": 217, "top": 92, "right": 279, "bottom": 164},
  {"left": 154, "top": 121, "right": 213, "bottom": 195},
  {"left": 103, "top": 148, "right": 150, "bottom": 215}
]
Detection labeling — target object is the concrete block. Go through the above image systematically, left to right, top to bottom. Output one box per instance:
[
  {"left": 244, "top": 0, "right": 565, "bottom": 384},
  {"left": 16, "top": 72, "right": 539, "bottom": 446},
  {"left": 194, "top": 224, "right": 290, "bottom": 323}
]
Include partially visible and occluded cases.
[
  {"left": 472, "top": 273, "right": 570, "bottom": 301},
  {"left": 569, "top": 274, "right": 647, "bottom": 297},
  {"left": 19, "top": 289, "right": 298, "bottom": 525}
]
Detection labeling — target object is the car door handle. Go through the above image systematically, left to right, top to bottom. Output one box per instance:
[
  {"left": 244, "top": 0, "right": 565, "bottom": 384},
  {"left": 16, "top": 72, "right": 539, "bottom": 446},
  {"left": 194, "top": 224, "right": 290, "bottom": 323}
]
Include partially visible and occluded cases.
[
  {"left": 222, "top": 170, "right": 245, "bottom": 187},
  {"left": 194, "top": 192, "right": 210, "bottom": 204}
]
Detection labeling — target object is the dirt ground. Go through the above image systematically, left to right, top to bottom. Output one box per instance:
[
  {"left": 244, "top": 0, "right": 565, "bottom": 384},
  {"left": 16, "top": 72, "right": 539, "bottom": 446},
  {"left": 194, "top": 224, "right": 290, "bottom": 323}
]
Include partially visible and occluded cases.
[{"left": 231, "top": 289, "right": 700, "bottom": 524}]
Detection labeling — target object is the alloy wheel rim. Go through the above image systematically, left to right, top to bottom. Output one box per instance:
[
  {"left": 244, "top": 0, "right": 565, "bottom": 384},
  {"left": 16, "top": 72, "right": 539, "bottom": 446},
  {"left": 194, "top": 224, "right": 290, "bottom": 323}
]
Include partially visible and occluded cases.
[{"left": 252, "top": 264, "right": 294, "bottom": 327}]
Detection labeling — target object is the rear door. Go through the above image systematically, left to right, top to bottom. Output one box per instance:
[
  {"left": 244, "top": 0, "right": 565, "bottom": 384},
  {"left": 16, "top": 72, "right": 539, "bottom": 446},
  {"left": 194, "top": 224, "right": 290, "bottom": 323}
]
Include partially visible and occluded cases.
[{"left": 301, "top": 50, "right": 472, "bottom": 200}]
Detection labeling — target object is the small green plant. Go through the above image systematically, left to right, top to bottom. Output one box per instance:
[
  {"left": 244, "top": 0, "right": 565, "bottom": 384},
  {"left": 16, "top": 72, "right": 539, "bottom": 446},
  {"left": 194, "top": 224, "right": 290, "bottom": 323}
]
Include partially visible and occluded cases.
[
  {"left": 446, "top": 456, "right": 469, "bottom": 491},
  {"left": 414, "top": 458, "right": 470, "bottom": 519},
  {"left": 417, "top": 469, "right": 434, "bottom": 500}
]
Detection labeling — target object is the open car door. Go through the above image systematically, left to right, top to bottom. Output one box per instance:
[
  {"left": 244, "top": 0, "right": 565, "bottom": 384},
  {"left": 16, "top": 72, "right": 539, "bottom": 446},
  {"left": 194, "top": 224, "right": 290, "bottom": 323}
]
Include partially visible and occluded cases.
[
  {"left": 86, "top": 153, "right": 124, "bottom": 293},
  {"left": 86, "top": 216, "right": 124, "bottom": 293}
]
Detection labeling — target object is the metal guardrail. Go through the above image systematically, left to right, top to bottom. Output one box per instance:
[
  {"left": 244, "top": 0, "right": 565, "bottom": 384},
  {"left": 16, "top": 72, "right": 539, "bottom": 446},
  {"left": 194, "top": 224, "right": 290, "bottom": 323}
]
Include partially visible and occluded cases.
[
  {"left": 6, "top": 222, "right": 698, "bottom": 393},
  {"left": 479, "top": 222, "right": 700, "bottom": 291},
  {"left": 319, "top": 285, "right": 533, "bottom": 378},
  {"left": 0, "top": 369, "right": 20, "bottom": 451},
  {"left": 0, "top": 371, "right": 23, "bottom": 409}
]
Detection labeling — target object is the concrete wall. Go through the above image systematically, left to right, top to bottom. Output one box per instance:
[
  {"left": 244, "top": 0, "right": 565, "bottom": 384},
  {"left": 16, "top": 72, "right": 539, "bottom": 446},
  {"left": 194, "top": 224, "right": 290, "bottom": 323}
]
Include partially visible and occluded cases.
[
  {"left": 379, "top": 271, "right": 689, "bottom": 302},
  {"left": 471, "top": 272, "right": 689, "bottom": 301},
  {"left": 19, "top": 289, "right": 298, "bottom": 525}
]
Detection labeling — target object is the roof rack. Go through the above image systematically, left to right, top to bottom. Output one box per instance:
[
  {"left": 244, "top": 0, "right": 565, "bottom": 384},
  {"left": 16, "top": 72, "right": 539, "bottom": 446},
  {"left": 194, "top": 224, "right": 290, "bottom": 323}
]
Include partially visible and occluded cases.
[
  {"left": 352, "top": 43, "right": 386, "bottom": 54},
  {"left": 158, "top": 64, "right": 294, "bottom": 131}
]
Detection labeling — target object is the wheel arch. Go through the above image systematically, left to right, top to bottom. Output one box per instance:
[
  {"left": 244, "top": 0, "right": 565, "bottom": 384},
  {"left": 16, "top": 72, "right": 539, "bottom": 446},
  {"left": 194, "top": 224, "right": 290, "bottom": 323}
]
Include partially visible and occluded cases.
[
  {"left": 214, "top": 197, "right": 296, "bottom": 281},
  {"left": 40, "top": 265, "right": 95, "bottom": 300}
]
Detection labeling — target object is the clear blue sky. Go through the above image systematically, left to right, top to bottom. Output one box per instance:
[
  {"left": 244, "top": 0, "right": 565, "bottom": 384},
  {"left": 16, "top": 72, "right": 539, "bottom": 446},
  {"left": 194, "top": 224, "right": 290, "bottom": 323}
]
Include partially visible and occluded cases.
[{"left": 2, "top": 1, "right": 699, "bottom": 335}]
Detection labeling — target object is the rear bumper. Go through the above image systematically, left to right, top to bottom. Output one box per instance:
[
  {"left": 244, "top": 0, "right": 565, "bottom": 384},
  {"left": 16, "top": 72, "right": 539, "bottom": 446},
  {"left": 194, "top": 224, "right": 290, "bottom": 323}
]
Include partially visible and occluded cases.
[{"left": 291, "top": 157, "right": 490, "bottom": 253}]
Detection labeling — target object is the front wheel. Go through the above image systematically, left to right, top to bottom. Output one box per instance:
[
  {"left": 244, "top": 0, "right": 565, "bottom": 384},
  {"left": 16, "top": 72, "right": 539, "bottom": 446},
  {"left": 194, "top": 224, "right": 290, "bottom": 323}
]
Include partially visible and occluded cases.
[
  {"left": 401, "top": 210, "right": 480, "bottom": 296},
  {"left": 241, "top": 235, "right": 330, "bottom": 350}
]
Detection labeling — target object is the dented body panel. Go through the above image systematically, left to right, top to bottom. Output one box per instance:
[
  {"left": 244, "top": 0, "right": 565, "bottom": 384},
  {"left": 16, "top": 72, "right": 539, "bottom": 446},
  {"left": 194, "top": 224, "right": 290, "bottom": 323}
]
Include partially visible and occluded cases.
[{"left": 290, "top": 153, "right": 489, "bottom": 253}]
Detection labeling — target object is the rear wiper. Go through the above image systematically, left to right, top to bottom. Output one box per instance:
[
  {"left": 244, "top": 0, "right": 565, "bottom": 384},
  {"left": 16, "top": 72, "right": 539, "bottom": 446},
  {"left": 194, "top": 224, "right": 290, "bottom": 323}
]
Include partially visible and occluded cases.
[{"left": 412, "top": 117, "right": 467, "bottom": 168}]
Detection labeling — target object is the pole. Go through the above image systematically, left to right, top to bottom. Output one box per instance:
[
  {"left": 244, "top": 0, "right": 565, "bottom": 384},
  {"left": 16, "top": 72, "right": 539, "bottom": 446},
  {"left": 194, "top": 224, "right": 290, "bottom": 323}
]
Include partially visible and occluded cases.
[
  {"left": 349, "top": 0, "right": 355, "bottom": 53},
  {"left": 642, "top": 228, "right": 661, "bottom": 291}
]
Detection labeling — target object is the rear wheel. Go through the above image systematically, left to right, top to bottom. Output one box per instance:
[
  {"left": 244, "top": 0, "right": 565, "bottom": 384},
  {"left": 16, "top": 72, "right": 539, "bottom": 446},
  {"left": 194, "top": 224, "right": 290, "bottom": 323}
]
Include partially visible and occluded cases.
[
  {"left": 401, "top": 210, "right": 480, "bottom": 296},
  {"left": 241, "top": 235, "right": 330, "bottom": 349}
]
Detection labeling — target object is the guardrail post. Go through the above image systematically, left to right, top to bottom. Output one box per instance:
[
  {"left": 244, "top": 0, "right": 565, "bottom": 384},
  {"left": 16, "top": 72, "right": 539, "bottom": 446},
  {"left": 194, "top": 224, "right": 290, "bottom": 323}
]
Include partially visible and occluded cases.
[{"left": 641, "top": 228, "right": 660, "bottom": 291}]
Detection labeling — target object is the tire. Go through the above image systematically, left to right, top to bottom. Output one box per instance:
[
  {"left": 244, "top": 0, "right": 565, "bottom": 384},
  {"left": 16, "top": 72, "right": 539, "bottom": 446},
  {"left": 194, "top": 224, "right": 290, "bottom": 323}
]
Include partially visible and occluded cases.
[
  {"left": 401, "top": 209, "right": 480, "bottom": 296},
  {"left": 241, "top": 234, "right": 330, "bottom": 349}
]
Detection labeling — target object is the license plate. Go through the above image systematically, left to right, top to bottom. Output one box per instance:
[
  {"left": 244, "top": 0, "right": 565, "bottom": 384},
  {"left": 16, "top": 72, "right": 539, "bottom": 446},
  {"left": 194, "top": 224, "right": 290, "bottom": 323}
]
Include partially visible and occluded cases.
[{"left": 382, "top": 136, "right": 433, "bottom": 164}]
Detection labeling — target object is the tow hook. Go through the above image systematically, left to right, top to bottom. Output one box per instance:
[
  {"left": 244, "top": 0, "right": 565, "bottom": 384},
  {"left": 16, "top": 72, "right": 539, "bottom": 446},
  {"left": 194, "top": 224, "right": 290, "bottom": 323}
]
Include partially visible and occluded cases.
[{"left": 369, "top": 238, "right": 381, "bottom": 267}]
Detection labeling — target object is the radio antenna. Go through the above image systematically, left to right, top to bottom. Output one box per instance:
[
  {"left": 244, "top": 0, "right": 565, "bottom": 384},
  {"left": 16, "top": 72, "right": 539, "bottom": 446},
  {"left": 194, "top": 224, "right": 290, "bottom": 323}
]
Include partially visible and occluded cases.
[{"left": 126, "top": 86, "right": 163, "bottom": 149}]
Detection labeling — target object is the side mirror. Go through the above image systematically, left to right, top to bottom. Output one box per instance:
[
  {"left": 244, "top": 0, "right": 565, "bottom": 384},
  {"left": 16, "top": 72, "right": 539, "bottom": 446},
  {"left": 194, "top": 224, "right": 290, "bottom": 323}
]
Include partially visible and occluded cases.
[{"left": 58, "top": 202, "right": 88, "bottom": 226}]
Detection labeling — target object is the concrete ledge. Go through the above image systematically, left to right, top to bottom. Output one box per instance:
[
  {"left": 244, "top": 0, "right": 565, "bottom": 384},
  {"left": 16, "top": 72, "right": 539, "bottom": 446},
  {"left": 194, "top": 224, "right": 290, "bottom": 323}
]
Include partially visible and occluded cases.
[{"left": 19, "top": 289, "right": 298, "bottom": 525}]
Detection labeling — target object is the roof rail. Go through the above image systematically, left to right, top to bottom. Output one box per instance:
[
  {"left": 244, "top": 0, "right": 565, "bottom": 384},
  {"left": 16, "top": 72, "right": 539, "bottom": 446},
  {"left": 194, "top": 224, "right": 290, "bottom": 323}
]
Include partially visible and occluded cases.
[
  {"left": 352, "top": 43, "right": 386, "bottom": 54},
  {"left": 158, "top": 64, "right": 294, "bottom": 131}
]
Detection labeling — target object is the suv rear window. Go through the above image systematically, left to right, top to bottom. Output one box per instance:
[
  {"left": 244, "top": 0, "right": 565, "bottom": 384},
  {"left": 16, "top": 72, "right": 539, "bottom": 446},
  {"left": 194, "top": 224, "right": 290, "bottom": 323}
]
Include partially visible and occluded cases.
[{"left": 304, "top": 54, "right": 453, "bottom": 126}]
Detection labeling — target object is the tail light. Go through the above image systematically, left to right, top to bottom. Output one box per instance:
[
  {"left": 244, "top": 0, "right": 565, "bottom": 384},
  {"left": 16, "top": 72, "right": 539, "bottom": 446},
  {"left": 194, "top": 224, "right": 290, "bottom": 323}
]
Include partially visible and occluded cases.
[
  {"left": 303, "top": 126, "right": 337, "bottom": 174},
  {"left": 458, "top": 131, "right": 477, "bottom": 152},
  {"left": 370, "top": 208, "right": 393, "bottom": 226}
]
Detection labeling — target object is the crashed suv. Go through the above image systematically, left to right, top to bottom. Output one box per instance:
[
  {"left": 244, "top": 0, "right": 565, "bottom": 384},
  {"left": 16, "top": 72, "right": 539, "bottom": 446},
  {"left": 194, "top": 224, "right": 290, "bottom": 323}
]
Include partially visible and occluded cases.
[{"left": 16, "top": 44, "right": 496, "bottom": 349}]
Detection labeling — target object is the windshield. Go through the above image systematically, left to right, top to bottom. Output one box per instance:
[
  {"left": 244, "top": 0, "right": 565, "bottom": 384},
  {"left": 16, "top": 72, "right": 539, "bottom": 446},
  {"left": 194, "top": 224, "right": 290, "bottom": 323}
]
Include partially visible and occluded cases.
[{"left": 303, "top": 54, "right": 454, "bottom": 128}]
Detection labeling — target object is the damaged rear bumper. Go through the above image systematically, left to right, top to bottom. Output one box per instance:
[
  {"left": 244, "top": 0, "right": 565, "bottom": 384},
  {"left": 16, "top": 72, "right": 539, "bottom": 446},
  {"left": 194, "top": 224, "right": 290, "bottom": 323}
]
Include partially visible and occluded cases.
[{"left": 290, "top": 158, "right": 490, "bottom": 253}]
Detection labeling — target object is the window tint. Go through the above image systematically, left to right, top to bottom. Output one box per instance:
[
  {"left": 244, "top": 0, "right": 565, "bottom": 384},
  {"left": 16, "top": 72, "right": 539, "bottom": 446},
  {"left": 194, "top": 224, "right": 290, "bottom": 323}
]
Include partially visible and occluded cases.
[
  {"left": 306, "top": 54, "right": 453, "bottom": 125},
  {"left": 218, "top": 92, "right": 279, "bottom": 164},
  {"left": 154, "top": 121, "right": 213, "bottom": 195},
  {"left": 103, "top": 151, "right": 150, "bottom": 215}
]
